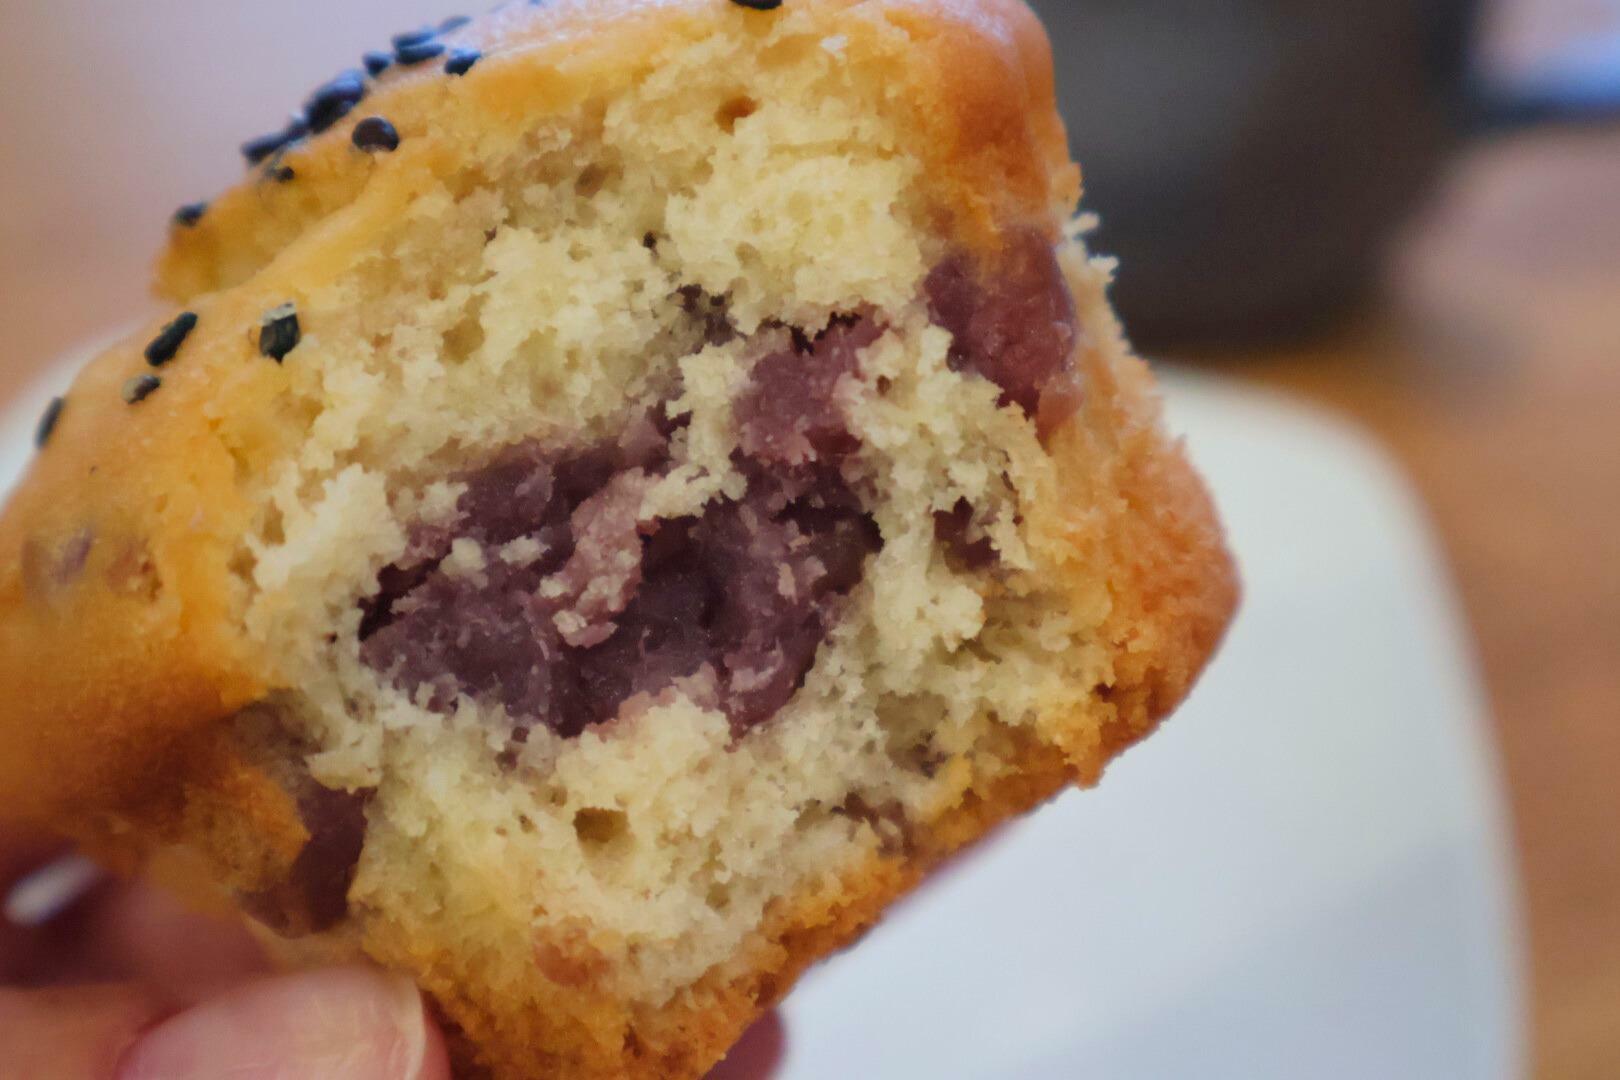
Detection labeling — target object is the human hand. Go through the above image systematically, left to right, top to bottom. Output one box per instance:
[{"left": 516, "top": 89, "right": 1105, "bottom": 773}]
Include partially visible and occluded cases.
[{"left": 0, "top": 831, "right": 781, "bottom": 1078}]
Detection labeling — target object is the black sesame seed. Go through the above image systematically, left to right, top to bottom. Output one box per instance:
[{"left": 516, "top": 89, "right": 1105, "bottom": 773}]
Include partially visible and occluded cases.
[
  {"left": 730, "top": 0, "right": 784, "bottom": 8},
  {"left": 439, "top": 15, "right": 472, "bottom": 33},
  {"left": 392, "top": 26, "right": 438, "bottom": 49},
  {"left": 396, "top": 39, "right": 447, "bottom": 66},
  {"left": 445, "top": 47, "right": 482, "bottom": 76},
  {"left": 363, "top": 50, "right": 394, "bottom": 77},
  {"left": 304, "top": 69, "right": 368, "bottom": 135},
  {"left": 242, "top": 116, "right": 311, "bottom": 165},
  {"left": 352, "top": 116, "right": 401, "bottom": 153},
  {"left": 242, "top": 129, "right": 292, "bottom": 165},
  {"left": 258, "top": 140, "right": 302, "bottom": 184},
  {"left": 173, "top": 202, "right": 208, "bottom": 228},
  {"left": 258, "top": 304, "right": 302, "bottom": 363},
  {"left": 144, "top": 312, "right": 199, "bottom": 368},
  {"left": 122, "top": 375, "right": 162, "bottom": 405},
  {"left": 34, "top": 397, "right": 65, "bottom": 448}
]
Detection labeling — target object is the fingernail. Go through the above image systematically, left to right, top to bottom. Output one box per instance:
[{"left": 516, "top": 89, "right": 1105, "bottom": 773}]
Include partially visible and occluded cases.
[{"left": 116, "top": 967, "right": 432, "bottom": 1080}]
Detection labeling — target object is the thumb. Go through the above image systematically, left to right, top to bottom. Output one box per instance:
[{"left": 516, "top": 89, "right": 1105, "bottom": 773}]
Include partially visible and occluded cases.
[{"left": 115, "top": 967, "right": 450, "bottom": 1080}]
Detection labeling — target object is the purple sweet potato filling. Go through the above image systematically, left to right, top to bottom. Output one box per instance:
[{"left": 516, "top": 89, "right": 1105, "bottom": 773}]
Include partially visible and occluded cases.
[
  {"left": 925, "top": 227, "right": 1083, "bottom": 441},
  {"left": 735, "top": 317, "right": 880, "bottom": 469},
  {"left": 361, "top": 321, "right": 882, "bottom": 741}
]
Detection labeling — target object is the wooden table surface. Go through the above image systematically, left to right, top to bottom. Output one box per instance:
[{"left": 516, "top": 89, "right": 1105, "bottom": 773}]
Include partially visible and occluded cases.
[{"left": 1, "top": 4, "right": 1617, "bottom": 1077}]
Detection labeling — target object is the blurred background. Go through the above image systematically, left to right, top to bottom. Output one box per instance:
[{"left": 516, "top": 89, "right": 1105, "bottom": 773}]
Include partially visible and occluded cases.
[{"left": 0, "top": 1, "right": 1616, "bottom": 1076}]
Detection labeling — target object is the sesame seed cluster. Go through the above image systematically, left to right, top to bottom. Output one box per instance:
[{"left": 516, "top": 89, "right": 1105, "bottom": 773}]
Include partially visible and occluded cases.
[
  {"left": 43, "top": 1, "right": 791, "bottom": 450},
  {"left": 45, "top": 11, "right": 531, "bottom": 445},
  {"left": 171, "top": 12, "right": 495, "bottom": 233},
  {"left": 35, "top": 298, "right": 303, "bottom": 444}
]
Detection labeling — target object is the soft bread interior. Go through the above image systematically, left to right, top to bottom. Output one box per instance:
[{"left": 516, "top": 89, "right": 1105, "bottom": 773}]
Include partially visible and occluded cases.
[{"left": 226, "top": 22, "right": 1124, "bottom": 1006}]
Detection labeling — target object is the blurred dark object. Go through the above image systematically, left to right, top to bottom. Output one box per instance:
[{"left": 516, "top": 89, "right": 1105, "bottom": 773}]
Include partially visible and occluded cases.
[{"left": 1028, "top": 0, "right": 1620, "bottom": 349}]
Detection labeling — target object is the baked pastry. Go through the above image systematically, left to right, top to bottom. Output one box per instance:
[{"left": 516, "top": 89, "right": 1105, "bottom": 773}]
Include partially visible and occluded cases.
[{"left": 0, "top": 1, "right": 1237, "bottom": 1076}]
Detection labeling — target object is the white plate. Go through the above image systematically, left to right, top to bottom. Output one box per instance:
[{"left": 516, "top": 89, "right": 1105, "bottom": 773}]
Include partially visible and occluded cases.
[{"left": 0, "top": 358, "right": 1526, "bottom": 1079}]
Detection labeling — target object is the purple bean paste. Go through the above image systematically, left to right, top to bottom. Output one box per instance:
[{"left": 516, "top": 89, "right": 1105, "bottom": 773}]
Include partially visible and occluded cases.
[
  {"left": 925, "top": 227, "right": 1083, "bottom": 441},
  {"left": 360, "top": 322, "right": 883, "bottom": 740}
]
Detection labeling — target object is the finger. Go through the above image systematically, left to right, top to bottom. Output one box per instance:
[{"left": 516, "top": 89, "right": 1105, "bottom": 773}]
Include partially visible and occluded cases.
[
  {"left": 1, "top": 876, "right": 266, "bottom": 998},
  {"left": 61, "top": 878, "right": 267, "bottom": 1000},
  {"left": 115, "top": 967, "right": 451, "bottom": 1080},
  {"left": 0, "top": 983, "right": 173, "bottom": 1080},
  {"left": 706, "top": 1011, "right": 787, "bottom": 1079}
]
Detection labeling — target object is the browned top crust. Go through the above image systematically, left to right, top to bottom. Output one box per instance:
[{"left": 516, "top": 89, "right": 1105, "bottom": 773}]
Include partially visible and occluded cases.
[
  {"left": 0, "top": 0, "right": 1082, "bottom": 824},
  {"left": 157, "top": 0, "right": 1078, "bottom": 301}
]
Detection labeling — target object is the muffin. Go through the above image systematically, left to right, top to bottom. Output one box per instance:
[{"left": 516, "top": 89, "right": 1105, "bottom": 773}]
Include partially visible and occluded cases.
[{"left": 0, "top": 1, "right": 1238, "bottom": 1076}]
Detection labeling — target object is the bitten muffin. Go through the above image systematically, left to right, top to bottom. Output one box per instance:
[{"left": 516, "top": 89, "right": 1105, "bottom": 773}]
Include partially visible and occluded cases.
[{"left": 0, "top": 1, "right": 1238, "bottom": 1077}]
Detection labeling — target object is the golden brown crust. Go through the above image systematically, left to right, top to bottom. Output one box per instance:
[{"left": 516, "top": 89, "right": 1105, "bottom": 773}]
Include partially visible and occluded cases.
[
  {"left": 156, "top": 0, "right": 1076, "bottom": 301},
  {"left": 0, "top": 322, "right": 268, "bottom": 821},
  {"left": 1050, "top": 350, "right": 1241, "bottom": 779}
]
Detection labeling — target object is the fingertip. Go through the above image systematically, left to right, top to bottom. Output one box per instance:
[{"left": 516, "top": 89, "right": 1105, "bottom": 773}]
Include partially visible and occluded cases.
[{"left": 116, "top": 967, "right": 442, "bottom": 1080}]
